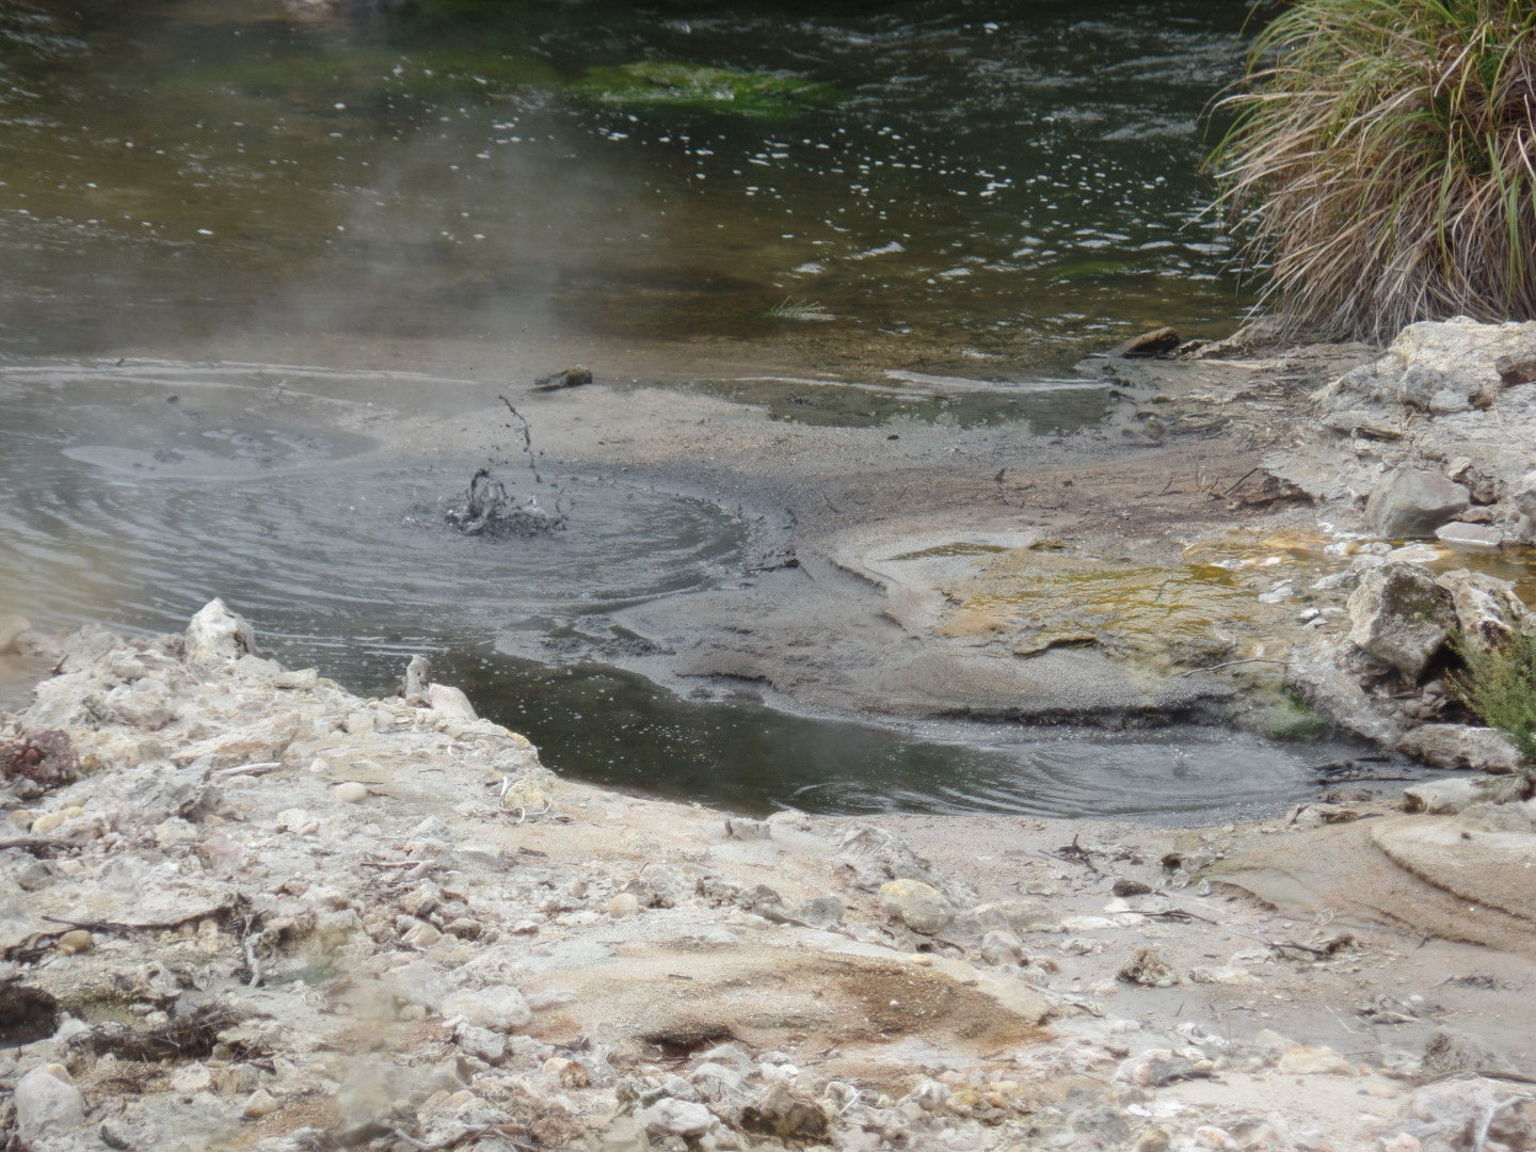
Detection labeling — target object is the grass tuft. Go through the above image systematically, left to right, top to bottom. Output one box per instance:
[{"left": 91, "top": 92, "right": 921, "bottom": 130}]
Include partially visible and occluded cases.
[
  {"left": 1211, "top": 0, "right": 1536, "bottom": 342},
  {"left": 1451, "top": 629, "right": 1536, "bottom": 770}
]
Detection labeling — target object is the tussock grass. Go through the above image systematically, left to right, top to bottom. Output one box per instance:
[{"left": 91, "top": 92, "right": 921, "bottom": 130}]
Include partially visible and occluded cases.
[{"left": 1211, "top": 0, "right": 1536, "bottom": 342}]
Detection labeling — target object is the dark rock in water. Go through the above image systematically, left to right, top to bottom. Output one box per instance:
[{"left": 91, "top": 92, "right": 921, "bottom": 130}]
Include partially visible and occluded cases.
[
  {"left": 1112, "top": 327, "right": 1180, "bottom": 359},
  {"left": 532, "top": 366, "right": 594, "bottom": 393},
  {"left": 444, "top": 468, "right": 567, "bottom": 537}
]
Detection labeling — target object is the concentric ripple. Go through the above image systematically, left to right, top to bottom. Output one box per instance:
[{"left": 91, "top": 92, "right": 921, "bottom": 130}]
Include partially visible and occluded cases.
[{"left": 0, "top": 363, "right": 748, "bottom": 683}]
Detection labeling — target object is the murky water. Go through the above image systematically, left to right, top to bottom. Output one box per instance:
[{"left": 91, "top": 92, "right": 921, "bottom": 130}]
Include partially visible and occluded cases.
[
  {"left": 0, "top": 0, "right": 1248, "bottom": 377},
  {"left": 0, "top": 3, "right": 1378, "bottom": 821},
  {"left": 0, "top": 360, "right": 1378, "bottom": 821},
  {"left": 0, "top": 363, "right": 748, "bottom": 668},
  {"left": 441, "top": 655, "right": 1362, "bottom": 821}
]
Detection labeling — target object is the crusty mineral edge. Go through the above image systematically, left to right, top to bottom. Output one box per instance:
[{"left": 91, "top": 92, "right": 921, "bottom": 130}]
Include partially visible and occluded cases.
[{"left": 0, "top": 604, "right": 1532, "bottom": 1152}]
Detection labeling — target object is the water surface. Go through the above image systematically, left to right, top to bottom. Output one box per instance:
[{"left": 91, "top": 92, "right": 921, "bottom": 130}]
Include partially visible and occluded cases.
[{"left": 0, "top": 0, "right": 1249, "bottom": 376}]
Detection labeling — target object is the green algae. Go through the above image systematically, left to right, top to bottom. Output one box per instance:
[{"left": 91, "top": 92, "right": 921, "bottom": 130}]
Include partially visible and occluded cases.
[
  {"left": 568, "top": 62, "right": 839, "bottom": 118},
  {"left": 1260, "top": 694, "right": 1331, "bottom": 741}
]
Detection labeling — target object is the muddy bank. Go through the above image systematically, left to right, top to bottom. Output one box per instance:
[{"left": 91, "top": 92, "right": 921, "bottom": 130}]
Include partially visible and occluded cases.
[
  {"left": 393, "top": 338, "right": 1392, "bottom": 740},
  {"left": 2, "top": 604, "right": 1535, "bottom": 1152}
]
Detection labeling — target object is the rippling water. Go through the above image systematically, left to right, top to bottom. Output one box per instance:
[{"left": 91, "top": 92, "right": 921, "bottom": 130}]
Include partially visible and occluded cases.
[
  {"left": 0, "top": 0, "right": 1248, "bottom": 371},
  {"left": 0, "top": 361, "right": 1371, "bottom": 822},
  {"left": 0, "top": 363, "right": 748, "bottom": 683},
  {"left": 445, "top": 656, "right": 1358, "bottom": 822}
]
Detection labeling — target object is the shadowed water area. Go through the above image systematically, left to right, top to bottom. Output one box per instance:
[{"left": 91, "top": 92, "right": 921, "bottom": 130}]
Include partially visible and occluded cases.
[{"left": 0, "top": 0, "right": 1370, "bottom": 821}]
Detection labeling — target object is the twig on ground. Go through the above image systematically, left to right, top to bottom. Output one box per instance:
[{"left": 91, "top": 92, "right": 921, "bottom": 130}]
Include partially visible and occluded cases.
[{"left": 1177, "top": 657, "right": 1288, "bottom": 678}]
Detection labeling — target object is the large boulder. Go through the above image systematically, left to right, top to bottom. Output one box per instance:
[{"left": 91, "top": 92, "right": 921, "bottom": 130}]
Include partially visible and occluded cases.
[
  {"left": 1321, "top": 316, "right": 1536, "bottom": 412},
  {"left": 1364, "top": 467, "right": 1469, "bottom": 539},
  {"left": 1347, "top": 562, "right": 1454, "bottom": 678},
  {"left": 1437, "top": 568, "right": 1536, "bottom": 655},
  {"left": 1285, "top": 635, "right": 1405, "bottom": 745},
  {"left": 1398, "top": 724, "right": 1524, "bottom": 774},
  {"left": 1401, "top": 775, "right": 1527, "bottom": 815}
]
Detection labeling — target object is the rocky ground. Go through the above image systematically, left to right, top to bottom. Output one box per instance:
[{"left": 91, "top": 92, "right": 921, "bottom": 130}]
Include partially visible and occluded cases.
[{"left": 2, "top": 601, "right": 1535, "bottom": 1152}]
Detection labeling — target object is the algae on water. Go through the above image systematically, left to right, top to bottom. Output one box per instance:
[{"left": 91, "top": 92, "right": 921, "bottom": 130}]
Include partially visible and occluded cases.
[{"left": 568, "top": 62, "right": 838, "bottom": 118}]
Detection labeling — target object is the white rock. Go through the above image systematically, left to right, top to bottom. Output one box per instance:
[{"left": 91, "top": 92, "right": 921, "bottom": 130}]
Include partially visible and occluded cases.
[
  {"left": 1365, "top": 468, "right": 1469, "bottom": 540},
  {"left": 1434, "top": 522, "right": 1504, "bottom": 549},
  {"left": 1347, "top": 562, "right": 1453, "bottom": 677},
  {"left": 1438, "top": 568, "right": 1536, "bottom": 654},
  {"left": 184, "top": 599, "right": 257, "bottom": 668},
  {"left": 104, "top": 677, "right": 177, "bottom": 729},
  {"left": 428, "top": 683, "right": 477, "bottom": 721},
  {"left": 1398, "top": 724, "right": 1523, "bottom": 774},
  {"left": 1401, "top": 775, "right": 1525, "bottom": 814},
  {"left": 332, "top": 781, "right": 369, "bottom": 804},
  {"left": 273, "top": 808, "right": 317, "bottom": 834},
  {"left": 879, "top": 878, "right": 953, "bottom": 935},
  {"left": 608, "top": 892, "right": 640, "bottom": 918},
  {"left": 401, "top": 919, "right": 442, "bottom": 948},
  {"left": 980, "top": 929, "right": 1026, "bottom": 966},
  {"left": 1118, "top": 946, "right": 1180, "bottom": 988},
  {"left": 393, "top": 960, "right": 448, "bottom": 1011},
  {"left": 1188, "top": 964, "right": 1260, "bottom": 987},
  {"left": 441, "top": 984, "right": 532, "bottom": 1031},
  {"left": 455, "top": 1023, "right": 506, "bottom": 1065},
  {"left": 1275, "top": 1044, "right": 1352, "bottom": 1075},
  {"left": 171, "top": 1063, "right": 213, "bottom": 1094},
  {"left": 14, "top": 1064, "right": 85, "bottom": 1147},
  {"left": 242, "top": 1089, "right": 280, "bottom": 1120},
  {"left": 638, "top": 1097, "right": 715, "bottom": 1138},
  {"left": 594, "top": 1116, "right": 651, "bottom": 1152}
]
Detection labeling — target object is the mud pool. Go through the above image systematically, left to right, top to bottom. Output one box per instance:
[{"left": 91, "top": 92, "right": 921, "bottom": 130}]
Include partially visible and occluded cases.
[{"left": 0, "top": 361, "right": 1380, "bottom": 822}]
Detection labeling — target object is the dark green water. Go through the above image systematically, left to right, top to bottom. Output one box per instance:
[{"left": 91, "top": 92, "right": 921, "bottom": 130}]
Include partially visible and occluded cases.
[{"left": 0, "top": 0, "right": 1250, "bottom": 374}]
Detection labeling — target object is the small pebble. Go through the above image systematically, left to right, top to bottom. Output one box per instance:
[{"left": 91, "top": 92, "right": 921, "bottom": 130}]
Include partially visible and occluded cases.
[
  {"left": 332, "top": 781, "right": 368, "bottom": 803},
  {"left": 30, "top": 807, "right": 83, "bottom": 836},
  {"left": 609, "top": 892, "right": 640, "bottom": 918},
  {"left": 56, "top": 929, "right": 93, "bottom": 955},
  {"left": 242, "top": 1089, "right": 280, "bottom": 1119}
]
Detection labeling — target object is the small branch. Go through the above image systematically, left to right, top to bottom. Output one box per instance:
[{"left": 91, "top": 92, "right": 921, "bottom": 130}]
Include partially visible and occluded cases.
[
  {"left": 1222, "top": 466, "right": 1262, "bottom": 496},
  {"left": 1177, "top": 657, "right": 1289, "bottom": 678},
  {"left": 210, "top": 761, "right": 282, "bottom": 779},
  {"left": 1053, "top": 833, "right": 1101, "bottom": 875},
  {"left": 0, "top": 837, "right": 63, "bottom": 857}
]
